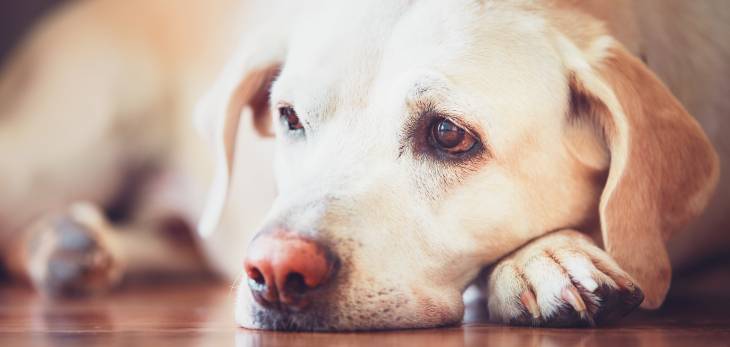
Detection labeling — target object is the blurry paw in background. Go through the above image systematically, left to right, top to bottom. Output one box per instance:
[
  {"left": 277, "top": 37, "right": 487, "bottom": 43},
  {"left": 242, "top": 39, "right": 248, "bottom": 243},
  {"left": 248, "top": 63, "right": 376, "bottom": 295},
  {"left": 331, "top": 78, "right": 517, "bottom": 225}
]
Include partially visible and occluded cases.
[{"left": 25, "top": 202, "right": 123, "bottom": 297}]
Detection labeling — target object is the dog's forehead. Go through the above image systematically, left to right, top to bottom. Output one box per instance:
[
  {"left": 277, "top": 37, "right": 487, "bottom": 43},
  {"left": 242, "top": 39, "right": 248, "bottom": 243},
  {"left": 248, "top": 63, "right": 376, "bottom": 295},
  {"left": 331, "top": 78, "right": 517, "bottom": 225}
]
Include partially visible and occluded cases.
[
  {"left": 277, "top": 0, "right": 567, "bottom": 140},
  {"left": 278, "top": 0, "right": 481, "bottom": 102}
]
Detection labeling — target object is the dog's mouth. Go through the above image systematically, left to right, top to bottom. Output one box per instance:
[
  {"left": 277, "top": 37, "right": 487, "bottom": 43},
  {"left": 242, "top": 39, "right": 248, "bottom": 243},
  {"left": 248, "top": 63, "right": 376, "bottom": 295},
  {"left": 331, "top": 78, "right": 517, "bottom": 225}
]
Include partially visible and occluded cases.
[{"left": 245, "top": 291, "right": 465, "bottom": 332}]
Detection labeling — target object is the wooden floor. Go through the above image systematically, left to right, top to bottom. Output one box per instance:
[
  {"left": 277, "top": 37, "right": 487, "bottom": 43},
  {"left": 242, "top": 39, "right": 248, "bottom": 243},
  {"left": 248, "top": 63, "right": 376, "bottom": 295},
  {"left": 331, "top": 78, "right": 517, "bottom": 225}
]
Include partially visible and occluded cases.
[{"left": 0, "top": 280, "right": 729, "bottom": 347}]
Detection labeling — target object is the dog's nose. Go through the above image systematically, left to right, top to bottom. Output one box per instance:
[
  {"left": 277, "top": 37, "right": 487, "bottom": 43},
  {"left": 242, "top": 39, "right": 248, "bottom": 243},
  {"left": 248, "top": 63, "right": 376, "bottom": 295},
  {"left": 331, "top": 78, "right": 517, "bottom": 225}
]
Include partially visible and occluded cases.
[{"left": 244, "top": 230, "right": 336, "bottom": 310}]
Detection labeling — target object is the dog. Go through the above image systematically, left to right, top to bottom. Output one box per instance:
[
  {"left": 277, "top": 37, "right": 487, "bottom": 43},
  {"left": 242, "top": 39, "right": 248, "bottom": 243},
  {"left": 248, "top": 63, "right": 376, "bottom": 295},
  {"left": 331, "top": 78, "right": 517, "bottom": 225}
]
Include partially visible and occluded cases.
[{"left": 0, "top": 0, "right": 727, "bottom": 331}]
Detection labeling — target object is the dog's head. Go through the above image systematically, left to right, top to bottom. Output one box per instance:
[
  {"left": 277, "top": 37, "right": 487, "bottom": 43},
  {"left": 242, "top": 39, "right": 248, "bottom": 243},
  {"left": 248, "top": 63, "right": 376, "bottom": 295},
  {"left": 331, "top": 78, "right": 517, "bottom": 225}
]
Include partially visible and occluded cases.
[{"left": 197, "top": 0, "right": 718, "bottom": 331}]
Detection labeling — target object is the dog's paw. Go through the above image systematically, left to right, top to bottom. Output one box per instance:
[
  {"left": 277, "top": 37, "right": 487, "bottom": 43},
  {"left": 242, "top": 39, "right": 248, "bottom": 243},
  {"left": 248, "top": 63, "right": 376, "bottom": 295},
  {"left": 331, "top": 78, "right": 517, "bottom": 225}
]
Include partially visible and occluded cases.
[
  {"left": 25, "top": 203, "right": 123, "bottom": 297},
  {"left": 487, "top": 230, "right": 644, "bottom": 327}
]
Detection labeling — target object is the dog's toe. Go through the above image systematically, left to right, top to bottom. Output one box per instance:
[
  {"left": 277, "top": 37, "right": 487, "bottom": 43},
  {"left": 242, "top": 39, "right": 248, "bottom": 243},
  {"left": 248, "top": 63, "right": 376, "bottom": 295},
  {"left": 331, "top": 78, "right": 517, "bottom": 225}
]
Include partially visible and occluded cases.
[
  {"left": 26, "top": 203, "right": 123, "bottom": 297},
  {"left": 55, "top": 217, "right": 98, "bottom": 251}
]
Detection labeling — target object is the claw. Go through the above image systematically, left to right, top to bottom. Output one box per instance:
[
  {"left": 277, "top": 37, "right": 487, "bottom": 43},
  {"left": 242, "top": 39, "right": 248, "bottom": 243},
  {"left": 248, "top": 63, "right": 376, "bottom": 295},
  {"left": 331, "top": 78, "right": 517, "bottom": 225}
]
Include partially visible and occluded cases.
[
  {"left": 562, "top": 286, "right": 595, "bottom": 326},
  {"left": 520, "top": 290, "right": 541, "bottom": 319}
]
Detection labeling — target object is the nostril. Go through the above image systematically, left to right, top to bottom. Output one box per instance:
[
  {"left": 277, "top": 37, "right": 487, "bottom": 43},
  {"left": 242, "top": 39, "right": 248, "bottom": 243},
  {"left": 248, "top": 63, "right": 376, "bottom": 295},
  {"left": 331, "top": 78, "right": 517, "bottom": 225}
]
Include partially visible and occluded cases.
[
  {"left": 246, "top": 266, "right": 266, "bottom": 291},
  {"left": 283, "top": 272, "right": 310, "bottom": 295}
]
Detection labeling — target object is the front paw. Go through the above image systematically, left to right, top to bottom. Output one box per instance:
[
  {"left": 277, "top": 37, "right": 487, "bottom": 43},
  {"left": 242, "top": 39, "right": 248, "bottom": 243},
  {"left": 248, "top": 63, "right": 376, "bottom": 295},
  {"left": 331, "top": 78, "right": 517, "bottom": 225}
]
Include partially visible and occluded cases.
[
  {"left": 25, "top": 203, "right": 123, "bottom": 297},
  {"left": 487, "top": 230, "right": 644, "bottom": 327}
]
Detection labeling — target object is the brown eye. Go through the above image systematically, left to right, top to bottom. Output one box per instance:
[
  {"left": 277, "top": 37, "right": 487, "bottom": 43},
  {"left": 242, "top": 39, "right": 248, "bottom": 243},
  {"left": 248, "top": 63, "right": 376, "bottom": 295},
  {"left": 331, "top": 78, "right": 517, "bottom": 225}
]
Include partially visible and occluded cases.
[
  {"left": 280, "top": 106, "right": 303, "bottom": 131},
  {"left": 430, "top": 118, "right": 477, "bottom": 154}
]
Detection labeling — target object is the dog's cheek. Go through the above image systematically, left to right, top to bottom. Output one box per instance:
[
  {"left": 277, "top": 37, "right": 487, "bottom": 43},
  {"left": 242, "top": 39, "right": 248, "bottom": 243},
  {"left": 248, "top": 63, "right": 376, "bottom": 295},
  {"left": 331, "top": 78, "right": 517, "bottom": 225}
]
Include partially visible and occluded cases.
[{"left": 436, "top": 169, "right": 536, "bottom": 263}]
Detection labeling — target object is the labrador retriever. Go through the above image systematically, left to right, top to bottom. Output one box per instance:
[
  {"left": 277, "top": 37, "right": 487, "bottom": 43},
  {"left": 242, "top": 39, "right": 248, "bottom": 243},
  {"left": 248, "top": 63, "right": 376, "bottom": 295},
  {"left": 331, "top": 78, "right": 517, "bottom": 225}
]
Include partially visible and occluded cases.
[{"left": 0, "top": 0, "right": 727, "bottom": 331}]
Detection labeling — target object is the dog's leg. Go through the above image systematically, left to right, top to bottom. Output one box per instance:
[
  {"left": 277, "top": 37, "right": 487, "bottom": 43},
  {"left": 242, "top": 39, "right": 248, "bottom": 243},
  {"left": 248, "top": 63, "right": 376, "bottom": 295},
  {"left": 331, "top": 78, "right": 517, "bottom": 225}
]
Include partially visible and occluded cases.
[
  {"left": 0, "top": 16, "right": 186, "bottom": 294},
  {"left": 0, "top": 58, "right": 154, "bottom": 295},
  {"left": 4, "top": 170, "right": 209, "bottom": 296},
  {"left": 5, "top": 200, "right": 208, "bottom": 297},
  {"left": 485, "top": 229, "right": 644, "bottom": 327}
]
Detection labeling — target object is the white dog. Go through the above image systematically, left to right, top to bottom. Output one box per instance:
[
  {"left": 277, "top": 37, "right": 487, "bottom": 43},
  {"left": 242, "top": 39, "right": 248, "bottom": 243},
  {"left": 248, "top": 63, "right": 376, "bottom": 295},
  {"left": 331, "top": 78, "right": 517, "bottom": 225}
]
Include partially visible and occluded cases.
[{"left": 0, "top": 0, "right": 727, "bottom": 331}]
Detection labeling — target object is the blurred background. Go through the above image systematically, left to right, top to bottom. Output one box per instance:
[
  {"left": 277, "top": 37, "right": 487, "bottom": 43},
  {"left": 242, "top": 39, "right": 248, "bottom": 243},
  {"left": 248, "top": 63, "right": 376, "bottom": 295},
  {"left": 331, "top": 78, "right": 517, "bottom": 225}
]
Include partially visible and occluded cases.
[{"left": 0, "top": 0, "right": 64, "bottom": 66}]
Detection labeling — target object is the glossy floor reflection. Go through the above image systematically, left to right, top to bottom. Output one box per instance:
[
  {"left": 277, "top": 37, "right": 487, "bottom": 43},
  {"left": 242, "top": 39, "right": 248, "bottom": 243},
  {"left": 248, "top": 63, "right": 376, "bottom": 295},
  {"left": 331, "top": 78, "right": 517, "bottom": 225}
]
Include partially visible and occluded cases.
[{"left": 0, "top": 281, "right": 728, "bottom": 347}]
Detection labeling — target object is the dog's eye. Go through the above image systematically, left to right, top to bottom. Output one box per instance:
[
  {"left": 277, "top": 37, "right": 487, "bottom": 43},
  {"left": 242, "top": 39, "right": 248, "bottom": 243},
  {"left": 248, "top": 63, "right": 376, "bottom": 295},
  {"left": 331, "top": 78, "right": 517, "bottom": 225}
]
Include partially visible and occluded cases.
[
  {"left": 280, "top": 106, "right": 303, "bottom": 131},
  {"left": 430, "top": 118, "right": 477, "bottom": 154}
]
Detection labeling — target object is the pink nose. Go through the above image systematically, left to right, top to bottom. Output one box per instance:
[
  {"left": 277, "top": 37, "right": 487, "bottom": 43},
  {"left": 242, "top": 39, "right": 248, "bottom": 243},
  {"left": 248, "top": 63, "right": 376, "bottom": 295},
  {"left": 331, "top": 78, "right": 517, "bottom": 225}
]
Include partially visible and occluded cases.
[{"left": 244, "top": 230, "right": 336, "bottom": 310}]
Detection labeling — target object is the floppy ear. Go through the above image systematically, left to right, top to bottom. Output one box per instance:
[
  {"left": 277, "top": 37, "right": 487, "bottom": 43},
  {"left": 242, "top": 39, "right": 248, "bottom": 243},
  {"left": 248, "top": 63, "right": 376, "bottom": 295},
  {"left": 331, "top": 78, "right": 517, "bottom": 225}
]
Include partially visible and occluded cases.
[
  {"left": 561, "top": 37, "right": 720, "bottom": 308},
  {"left": 195, "top": 62, "right": 281, "bottom": 238}
]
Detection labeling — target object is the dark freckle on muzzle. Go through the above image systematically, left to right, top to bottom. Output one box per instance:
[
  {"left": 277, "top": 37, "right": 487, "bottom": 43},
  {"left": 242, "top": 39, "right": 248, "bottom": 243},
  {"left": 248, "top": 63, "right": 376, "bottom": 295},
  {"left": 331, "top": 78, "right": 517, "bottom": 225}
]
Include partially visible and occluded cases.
[{"left": 243, "top": 228, "right": 340, "bottom": 313}]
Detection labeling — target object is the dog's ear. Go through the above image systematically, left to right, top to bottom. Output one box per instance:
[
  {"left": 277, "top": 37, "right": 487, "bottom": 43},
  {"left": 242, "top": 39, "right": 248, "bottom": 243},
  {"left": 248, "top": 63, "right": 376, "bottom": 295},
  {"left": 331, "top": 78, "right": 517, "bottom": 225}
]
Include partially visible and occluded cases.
[
  {"left": 561, "top": 37, "right": 719, "bottom": 308},
  {"left": 195, "top": 62, "right": 281, "bottom": 238}
]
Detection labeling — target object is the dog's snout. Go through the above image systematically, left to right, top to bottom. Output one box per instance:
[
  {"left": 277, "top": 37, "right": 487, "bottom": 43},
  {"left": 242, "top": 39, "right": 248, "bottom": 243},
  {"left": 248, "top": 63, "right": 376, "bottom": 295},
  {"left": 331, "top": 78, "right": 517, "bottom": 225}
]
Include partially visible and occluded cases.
[{"left": 244, "top": 230, "right": 336, "bottom": 310}]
